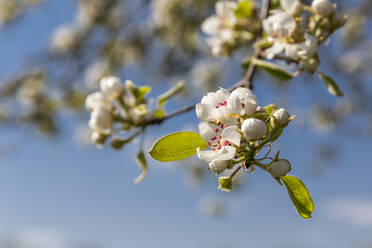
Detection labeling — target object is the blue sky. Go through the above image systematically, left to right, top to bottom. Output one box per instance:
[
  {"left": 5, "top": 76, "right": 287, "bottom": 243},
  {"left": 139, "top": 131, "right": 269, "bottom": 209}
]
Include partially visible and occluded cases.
[{"left": 0, "top": 1, "right": 371, "bottom": 248}]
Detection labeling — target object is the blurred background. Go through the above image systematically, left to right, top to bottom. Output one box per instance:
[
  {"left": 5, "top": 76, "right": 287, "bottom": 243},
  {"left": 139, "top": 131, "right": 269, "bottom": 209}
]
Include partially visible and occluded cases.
[{"left": 0, "top": 0, "right": 371, "bottom": 247}]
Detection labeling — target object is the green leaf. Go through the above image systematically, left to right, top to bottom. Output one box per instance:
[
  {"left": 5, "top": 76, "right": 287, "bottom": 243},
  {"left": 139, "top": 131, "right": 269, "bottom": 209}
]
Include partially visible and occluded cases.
[
  {"left": 235, "top": 0, "right": 254, "bottom": 18},
  {"left": 253, "top": 58, "right": 293, "bottom": 81},
  {"left": 318, "top": 71, "right": 344, "bottom": 97},
  {"left": 125, "top": 80, "right": 152, "bottom": 102},
  {"left": 157, "top": 81, "right": 185, "bottom": 107},
  {"left": 264, "top": 104, "right": 278, "bottom": 116},
  {"left": 153, "top": 108, "right": 166, "bottom": 118},
  {"left": 149, "top": 132, "right": 209, "bottom": 162},
  {"left": 134, "top": 150, "right": 148, "bottom": 184},
  {"left": 282, "top": 175, "right": 314, "bottom": 219}
]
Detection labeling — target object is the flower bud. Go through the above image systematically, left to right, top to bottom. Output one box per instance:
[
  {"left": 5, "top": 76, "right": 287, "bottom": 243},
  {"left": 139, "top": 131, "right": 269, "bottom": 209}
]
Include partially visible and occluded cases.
[
  {"left": 281, "top": 0, "right": 303, "bottom": 16},
  {"left": 311, "top": 0, "right": 334, "bottom": 16},
  {"left": 100, "top": 76, "right": 125, "bottom": 100},
  {"left": 228, "top": 87, "right": 258, "bottom": 116},
  {"left": 85, "top": 91, "right": 110, "bottom": 112},
  {"left": 89, "top": 107, "right": 113, "bottom": 134},
  {"left": 272, "top": 108, "right": 290, "bottom": 127},
  {"left": 241, "top": 118, "right": 267, "bottom": 140},
  {"left": 90, "top": 131, "right": 106, "bottom": 148},
  {"left": 209, "top": 159, "right": 229, "bottom": 175},
  {"left": 269, "top": 159, "right": 291, "bottom": 178},
  {"left": 218, "top": 176, "right": 232, "bottom": 192}
]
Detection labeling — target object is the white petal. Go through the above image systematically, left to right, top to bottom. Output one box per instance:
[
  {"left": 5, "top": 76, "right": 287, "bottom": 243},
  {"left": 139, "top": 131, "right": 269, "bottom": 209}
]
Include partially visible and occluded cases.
[
  {"left": 201, "top": 16, "right": 220, "bottom": 35},
  {"left": 266, "top": 42, "right": 285, "bottom": 59},
  {"left": 195, "top": 103, "right": 218, "bottom": 121},
  {"left": 198, "top": 122, "right": 218, "bottom": 143},
  {"left": 221, "top": 126, "right": 241, "bottom": 146},
  {"left": 216, "top": 146, "right": 236, "bottom": 161},
  {"left": 197, "top": 148, "right": 219, "bottom": 162}
]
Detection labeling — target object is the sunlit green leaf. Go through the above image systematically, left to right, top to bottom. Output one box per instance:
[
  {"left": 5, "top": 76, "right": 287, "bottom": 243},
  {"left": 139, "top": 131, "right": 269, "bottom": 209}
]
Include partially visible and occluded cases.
[
  {"left": 235, "top": 0, "right": 254, "bottom": 18},
  {"left": 253, "top": 58, "right": 293, "bottom": 81},
  {"left": 318, "top": 71, "right": 344, "bottom": 97},
  {"left": 264, "top": 104, "right": 278, "bottom": 116},
  {"left": 149, "top": 132, "right": 208, "bottom": 162},
  {"left": 134, "top": 150, "right": 148, "bottom": 184},
  {"left": 282, "top": 175, "right": 314, "bottom": 219}
]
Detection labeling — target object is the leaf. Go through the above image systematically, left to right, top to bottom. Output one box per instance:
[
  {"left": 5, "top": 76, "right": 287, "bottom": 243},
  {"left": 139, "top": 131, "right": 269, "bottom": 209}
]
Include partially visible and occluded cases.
[
  {"left": 235, "top": 0, "right": 254, "bottom": 18},
  {"left": 253, "top": 58, "right": 293, "bottom": 81},
  {"left": 318, "top": 71, "right": 344, "bottom": 97},
  {"left": 125, "top": 80, "right": 152, "bottom": 102},
  {"left": 157, "top": 81, "right": 185, "bottom": 107},
  {"left": 264, "top": 104, "right": 278, "bottom": 116},
  {"left": 153, "top": 108, "right": 166, "bottom": 118},
  {"left": 149, "top": 132, "right": 209, "bottom": 162},
  {"left": 134, "top": 151, "right": 148, "bottom": 184},
  {"left": 281, "top": 175, "right": 314, "bottom": 219}
]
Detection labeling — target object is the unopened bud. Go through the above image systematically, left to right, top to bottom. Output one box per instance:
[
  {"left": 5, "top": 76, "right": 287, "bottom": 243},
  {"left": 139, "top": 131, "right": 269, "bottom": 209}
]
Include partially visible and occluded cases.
[
  {"left": 311, "top": 0, "right": 334, "bottom": 16},
  {"left": 100, "top": 76, "right": 125, "bottom": 100},
  {"left": 272, "top": 108, "right": 291, "bottom": 127},
  {"left": 241, "top": 118, "right": 267, "bottom": 140},
  {"left": 269, "top": 159, "right": 292, "bottom": 178},
  {"left": 218, "top": 176, "right": 232, "bottom": 192}
]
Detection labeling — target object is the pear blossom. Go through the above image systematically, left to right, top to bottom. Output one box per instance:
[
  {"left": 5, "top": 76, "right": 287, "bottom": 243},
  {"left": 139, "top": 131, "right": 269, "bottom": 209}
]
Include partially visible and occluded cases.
[
  {"left": 281, "top": 0, "right": 303, "bottom": 16},
  {"left": 311, "top": 0, "right": 334, "bottom": 16},
  {"left": 201, "top": 1, "right": 238, "bottom": 57},
  {"left": 263, "top": 11, "right": 297, "bottom": 38},
  {"left": 50, "top": 25, "right": 78, "bottom": 54},
  {"left": 298, "top": 33, "right": 318, "bottom": 58},
  {"left": 100, "top": 76, "right": 125, "bottom": 100},
  {"left": 228, "top": 87, "right": 258, "bottom": 116},
  {"left": 196, "top": 88, "right": 233, "bottom": 123},
  {"left": 85, "top": 91, "right": 110, "bottom": 112},
  {"left": 89, "top": 107, "right": 113, "bottom": 134},
  {"left": 273, "top": 108, "right": 290, "bottom": 126},
  {"left": 241, "top": 118, "right": 267, "bottom": 140},
  {"left": 197, "top": 122, "right": 241, "bottom": 167},
  {"left": 209, "top": 159, "right": 229, "bottom": 174},
  {"left": 269, "top": 159, "right": 291, "bottom": 178}
]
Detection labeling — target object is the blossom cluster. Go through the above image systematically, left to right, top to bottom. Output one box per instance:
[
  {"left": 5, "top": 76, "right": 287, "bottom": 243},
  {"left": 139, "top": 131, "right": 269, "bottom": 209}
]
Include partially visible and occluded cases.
[
  {"left": 201, "top": 0, "right": 259, "bottom": 57},
  {"left": 261, "top": 0, "right": 346, "bottom": 73},
  {"left": 85, "top": 76, "right": 154, "bottom": 148},
  {"left": 196, "top": 87, "right": 293, "bottom": 190}
]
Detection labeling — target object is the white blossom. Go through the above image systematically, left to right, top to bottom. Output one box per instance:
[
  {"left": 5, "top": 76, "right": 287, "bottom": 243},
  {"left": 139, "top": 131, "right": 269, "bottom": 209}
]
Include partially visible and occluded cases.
[
  {"left": 281, "top": 0, "right": 303, "bottom": 16},
  {"left": 311, "top": 0, "right": 334, "bottom": 16},
  {"left": 201, "top": 1, "right": 238, "bottom": 57},
  {"left": 263, "top": 11, "right": 297, "bottom": 38},
  {"left": 50, "top": 25, "right": 78, "bottom": 54},
  {"left": 298, "top": 33, "right": 318, "bottom": 58},
  {"left": 100, "top": 76, "right": 125, "bottom": 100},
  {"left": 228, "top": 87, "right": 258, "bottom": 116},
  {"left": 196, "top": 88, "right": 233, "bottom": 123},
  {"left": 85, "top": 91, "right": 110, "bottom": 112},
  {"left": 88, "top": 107, "right": 113, "bottom": 134},
  {"left": 273, "top": 108, "right": 291, "bottom": 126},
  {"left": 241, "top": 118, "right": 267, "bottom": 140},
  {"left": 197, "top": 122, "right": 241, "bottom": 164},
  {"left": 90, "top": 131, "right": 105, "bottom": 147},
  {"left": 209, "top": 159, "right": 229, "bottom": 174},
  {"left": 269, "top": 159, "right": 291, "bottom": 178}
]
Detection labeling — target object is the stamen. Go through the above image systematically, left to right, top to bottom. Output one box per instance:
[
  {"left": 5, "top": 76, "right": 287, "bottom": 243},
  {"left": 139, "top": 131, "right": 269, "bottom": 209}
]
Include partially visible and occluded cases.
[{"left": 215, "top": 128, "right": 219, "bottom": 133}]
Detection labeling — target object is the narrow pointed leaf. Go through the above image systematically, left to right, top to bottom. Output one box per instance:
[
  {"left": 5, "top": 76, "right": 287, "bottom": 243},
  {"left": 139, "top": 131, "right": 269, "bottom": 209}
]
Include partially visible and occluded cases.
[
  {"left": 253, "top": 58, "right": 293, "bottom": 81},
  {"left": 318, "top": 71, "right": 344, "bottom": 97},
  {"left": 149, "top": 132, "right": 208, "bottom": 162},
  {"left": 134, "top": 151, "right": 148, "bottom": 184},
  {"left": 282, "top": 175, "right": 314, "bottom": 219}
]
